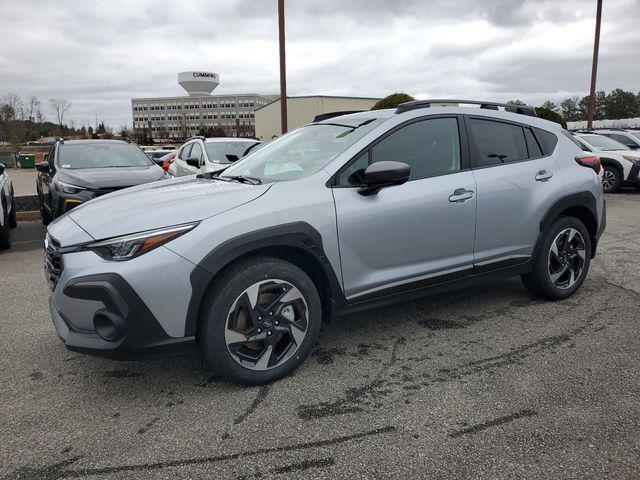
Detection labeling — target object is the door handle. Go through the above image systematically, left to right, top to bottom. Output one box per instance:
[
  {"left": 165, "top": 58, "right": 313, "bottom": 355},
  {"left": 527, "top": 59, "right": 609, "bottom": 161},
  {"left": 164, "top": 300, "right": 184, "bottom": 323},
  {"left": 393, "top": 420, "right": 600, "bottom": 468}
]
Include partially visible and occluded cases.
[
  {"left": 535, "top": 170, "right": 553, "bottom": 182},
  {"left": 449, "top": 188, "right": 475, "bottom": 203}
]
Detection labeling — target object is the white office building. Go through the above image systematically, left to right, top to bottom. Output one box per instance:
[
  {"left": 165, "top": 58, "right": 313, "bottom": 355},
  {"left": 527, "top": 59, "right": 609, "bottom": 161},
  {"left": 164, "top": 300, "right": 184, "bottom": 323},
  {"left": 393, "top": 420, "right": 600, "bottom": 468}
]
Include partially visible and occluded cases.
[{"left": 131, "top": 71, "right": 276, "bottom": 140}]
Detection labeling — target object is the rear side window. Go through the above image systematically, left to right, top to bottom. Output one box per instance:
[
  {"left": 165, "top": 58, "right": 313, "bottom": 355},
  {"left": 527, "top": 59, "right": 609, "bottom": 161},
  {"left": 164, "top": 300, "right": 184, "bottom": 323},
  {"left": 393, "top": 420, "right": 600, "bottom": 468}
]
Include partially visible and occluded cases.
[
  {"left": 468, "top": 118, "right": 527, "bottom": 166},
  {"left": 533, "top": 128, "right": 558, "bottom": 155},
  {"left": 607, "top": 133, "right": 638, "bottom": 148}
]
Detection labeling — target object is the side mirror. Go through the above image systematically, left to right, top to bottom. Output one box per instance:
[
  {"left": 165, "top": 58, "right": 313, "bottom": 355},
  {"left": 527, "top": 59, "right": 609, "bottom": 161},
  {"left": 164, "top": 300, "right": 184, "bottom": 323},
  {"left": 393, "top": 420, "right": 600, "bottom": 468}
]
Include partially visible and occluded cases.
[
  {"left": 226, "top": 154, "right": 240, "bottom": 163},
  {"left": 186, "top": 157, "right": 201, "bottom": 168},
  {"left": 35, "top": 161, "right": 50, "bottom": 173},
  {"left": 358, "top": 161, "right": 410, "bottom": 196},
  {"left": 0, "top": 163, "right": 4, "bottom": 175}
]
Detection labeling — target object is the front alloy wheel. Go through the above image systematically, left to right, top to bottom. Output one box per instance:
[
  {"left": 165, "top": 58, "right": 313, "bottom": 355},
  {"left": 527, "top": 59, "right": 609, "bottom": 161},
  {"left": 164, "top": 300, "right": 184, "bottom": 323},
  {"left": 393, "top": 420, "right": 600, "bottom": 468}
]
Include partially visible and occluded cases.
[
  {"left": 547, "top": 228, "right": 586, "bottom": 289},
  {"left": 198, "top": 256, "right": 322, "bottom": 385},
  {"left": 225, "top": 279, "right": 309, "bottom": 371}
]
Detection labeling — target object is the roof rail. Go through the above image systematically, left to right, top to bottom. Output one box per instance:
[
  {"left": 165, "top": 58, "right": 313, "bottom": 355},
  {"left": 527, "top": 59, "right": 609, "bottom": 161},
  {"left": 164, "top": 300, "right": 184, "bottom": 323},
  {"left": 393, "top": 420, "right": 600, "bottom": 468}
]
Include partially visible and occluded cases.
[
  {"left": 395, "top": 99, "right": 537, "bottom": 117},
  {"left": 313, "top": 110, "right": 363, "bottom": 122},
  {"left": 185, "top": 135, "right": 206, "bottom": 142}
]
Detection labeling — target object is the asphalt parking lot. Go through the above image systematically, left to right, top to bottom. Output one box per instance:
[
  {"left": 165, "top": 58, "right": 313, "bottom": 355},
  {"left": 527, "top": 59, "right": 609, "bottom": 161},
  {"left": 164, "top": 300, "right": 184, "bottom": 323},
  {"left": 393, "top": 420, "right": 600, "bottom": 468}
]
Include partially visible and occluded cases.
[{"left": 1, "top": 192, "right": 639, "bottom": 480}]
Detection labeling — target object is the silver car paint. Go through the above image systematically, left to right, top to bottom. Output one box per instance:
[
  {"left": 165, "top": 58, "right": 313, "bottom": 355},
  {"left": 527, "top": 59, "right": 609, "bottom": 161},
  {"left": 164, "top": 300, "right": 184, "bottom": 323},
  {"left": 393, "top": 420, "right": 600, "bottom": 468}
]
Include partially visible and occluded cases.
[
  {"left": 47, "top": 106, "right": 604, "bottom": 343},
  {"left": 333, "top": 171, "right": 477, "bottom": 299},
  {"left": 66, "top": 175, "right": 271, "bottom": 240},
  {"left": 51, "top": 246, "right": 197, "bottom": 338}
]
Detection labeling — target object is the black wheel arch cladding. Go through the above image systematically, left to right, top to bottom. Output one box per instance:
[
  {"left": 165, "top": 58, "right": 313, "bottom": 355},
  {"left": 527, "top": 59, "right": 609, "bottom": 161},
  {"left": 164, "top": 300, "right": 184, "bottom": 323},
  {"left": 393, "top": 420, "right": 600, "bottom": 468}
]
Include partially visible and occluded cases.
[
  {"left": 536, "top": 191, "right": 601, "bottom": 259},
  {"left": 185, "top": 222, "right": 344, "bottom": 337}
]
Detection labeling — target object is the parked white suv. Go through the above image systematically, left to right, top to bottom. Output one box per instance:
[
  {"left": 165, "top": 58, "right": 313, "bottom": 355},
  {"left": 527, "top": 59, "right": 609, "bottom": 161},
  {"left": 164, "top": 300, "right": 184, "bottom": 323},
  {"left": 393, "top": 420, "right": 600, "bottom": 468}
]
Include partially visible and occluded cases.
[
  {"left": 574, "top": 133, "right": 640, "bottom": 192},
  {"left": 169, "top": 137, "right": 261, "bottom": 177}
]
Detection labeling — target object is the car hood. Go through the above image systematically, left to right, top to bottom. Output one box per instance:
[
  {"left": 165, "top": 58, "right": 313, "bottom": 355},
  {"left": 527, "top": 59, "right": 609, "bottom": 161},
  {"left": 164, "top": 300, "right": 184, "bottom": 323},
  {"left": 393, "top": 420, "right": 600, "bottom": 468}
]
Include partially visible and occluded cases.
[
  {"left": 58, "top": 165, "right": 168, "bottom": 190},
  {"left": 67, "top": 175, "right": 271, "bottom": 240}
]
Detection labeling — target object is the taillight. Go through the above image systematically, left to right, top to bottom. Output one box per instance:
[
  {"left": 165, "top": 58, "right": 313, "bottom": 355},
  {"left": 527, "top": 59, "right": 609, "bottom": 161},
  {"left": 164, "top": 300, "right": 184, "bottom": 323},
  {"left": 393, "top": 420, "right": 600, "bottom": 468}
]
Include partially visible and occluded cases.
[{"left": 575, "top": 155, "right": 601, "bottom": 174}]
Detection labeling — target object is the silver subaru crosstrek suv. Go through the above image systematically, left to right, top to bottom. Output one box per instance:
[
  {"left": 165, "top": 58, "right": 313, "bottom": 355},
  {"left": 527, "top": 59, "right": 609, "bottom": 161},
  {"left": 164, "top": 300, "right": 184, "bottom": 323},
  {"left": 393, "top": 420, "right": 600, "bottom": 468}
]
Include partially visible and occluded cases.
[{"left": 45, "top": 100, "right": 605, "bottom": 385}]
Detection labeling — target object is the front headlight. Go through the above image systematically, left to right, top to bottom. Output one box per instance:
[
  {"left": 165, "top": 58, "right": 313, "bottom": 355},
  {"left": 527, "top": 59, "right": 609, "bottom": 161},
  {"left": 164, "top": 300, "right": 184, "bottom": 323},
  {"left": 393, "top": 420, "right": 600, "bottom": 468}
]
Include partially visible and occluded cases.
[
  {"left": 622, "top": 155, "right": 640, "bottom": 164},
  {"left": 58, "top": 181, "right": 85, "bottom": 194},
  {"left": 85, "top": 222, "right": 198, "bottom": 261}
]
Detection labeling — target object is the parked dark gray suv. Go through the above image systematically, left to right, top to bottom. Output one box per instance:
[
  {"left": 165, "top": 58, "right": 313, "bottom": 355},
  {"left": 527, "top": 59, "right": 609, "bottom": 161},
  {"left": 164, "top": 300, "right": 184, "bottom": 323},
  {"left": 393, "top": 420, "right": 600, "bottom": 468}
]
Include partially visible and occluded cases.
[{"left": 44, "top": 100, "right": 605, "bottom": 385}]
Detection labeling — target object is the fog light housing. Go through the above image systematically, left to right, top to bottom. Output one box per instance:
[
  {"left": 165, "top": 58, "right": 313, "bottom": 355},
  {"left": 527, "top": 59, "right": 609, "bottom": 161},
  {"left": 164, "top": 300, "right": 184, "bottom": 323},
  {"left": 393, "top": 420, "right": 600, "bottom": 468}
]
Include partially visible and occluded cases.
[{"left": 93, "top": 309, "right": 127, "bottom": 342}]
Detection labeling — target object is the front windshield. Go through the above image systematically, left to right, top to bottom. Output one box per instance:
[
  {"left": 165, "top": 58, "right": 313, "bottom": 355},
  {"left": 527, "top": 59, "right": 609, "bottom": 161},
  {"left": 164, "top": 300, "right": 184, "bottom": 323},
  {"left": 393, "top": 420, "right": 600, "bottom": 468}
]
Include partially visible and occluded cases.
[
  {"left": 221, "top": 118, "right": 384, "bottom": 182},
  {"left": 580, "top": 135, "right": 630, "bottom": 151},
  {"left": 205, "top": 141, "right": 259, "bottom": 164},
  {"left": 58, "top": 143, "right": 154, "bottom": 169}
]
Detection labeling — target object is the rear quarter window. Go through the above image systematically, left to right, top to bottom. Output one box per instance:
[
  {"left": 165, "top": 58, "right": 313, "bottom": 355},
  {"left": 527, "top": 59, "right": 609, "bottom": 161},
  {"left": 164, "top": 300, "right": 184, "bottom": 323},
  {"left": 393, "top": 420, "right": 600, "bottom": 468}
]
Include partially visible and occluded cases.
[{"left": 533, "top": 128, "right": 559, "bottom": 155}]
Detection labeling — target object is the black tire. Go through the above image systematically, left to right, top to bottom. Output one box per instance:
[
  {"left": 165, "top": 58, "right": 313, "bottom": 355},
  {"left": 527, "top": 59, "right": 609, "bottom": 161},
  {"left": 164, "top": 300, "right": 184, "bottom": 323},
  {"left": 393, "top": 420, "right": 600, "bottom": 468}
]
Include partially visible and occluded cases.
[
  {"left": 601, "top": 165, "right": 622, "bottom": 193},
  {"left": 8, "top": 189, "right": 17, "bottom": 229},
  {"left": 0, "top": 200, "right": 11, "bottom": 250},
  {"left": 521, "top": 216, "right": 591, "bottom": 300},
  {"left": 198, "top": 256, "right": 322, "bottom": 385}
]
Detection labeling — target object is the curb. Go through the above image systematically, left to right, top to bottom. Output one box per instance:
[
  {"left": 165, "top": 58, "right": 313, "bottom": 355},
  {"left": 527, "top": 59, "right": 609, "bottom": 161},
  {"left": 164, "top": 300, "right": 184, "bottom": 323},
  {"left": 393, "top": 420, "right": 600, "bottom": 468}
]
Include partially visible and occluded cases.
[{"left": 17, "top": 211, "right": 41, "bottom": 222}]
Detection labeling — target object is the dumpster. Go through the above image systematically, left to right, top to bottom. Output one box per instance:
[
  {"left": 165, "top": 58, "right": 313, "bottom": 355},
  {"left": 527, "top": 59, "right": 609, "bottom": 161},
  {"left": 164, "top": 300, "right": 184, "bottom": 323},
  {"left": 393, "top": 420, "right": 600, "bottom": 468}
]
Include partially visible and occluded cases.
[{"left": 17, "top": 153, "right": 36, "bottom": 168}]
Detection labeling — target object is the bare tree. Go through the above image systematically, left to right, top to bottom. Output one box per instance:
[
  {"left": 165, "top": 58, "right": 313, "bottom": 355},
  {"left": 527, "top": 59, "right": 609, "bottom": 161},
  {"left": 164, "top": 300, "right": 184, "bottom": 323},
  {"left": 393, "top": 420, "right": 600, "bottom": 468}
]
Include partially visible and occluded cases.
[
  {"left": 3, "top": 93, "right": 23, "bottom": 120},
  {"left": 26, "top": 96, "right": 41, "bottom": 122},
  {"left": 49, "top": 97, "right": 72, "bottom": 135}
]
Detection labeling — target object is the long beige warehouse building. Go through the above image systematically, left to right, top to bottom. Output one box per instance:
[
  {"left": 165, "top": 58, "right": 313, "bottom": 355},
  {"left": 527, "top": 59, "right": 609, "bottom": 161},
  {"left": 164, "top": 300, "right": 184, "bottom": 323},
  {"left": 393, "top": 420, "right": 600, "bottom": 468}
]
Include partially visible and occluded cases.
[{"left": 255, "top": 95, "right": 381, "bottom": 140}]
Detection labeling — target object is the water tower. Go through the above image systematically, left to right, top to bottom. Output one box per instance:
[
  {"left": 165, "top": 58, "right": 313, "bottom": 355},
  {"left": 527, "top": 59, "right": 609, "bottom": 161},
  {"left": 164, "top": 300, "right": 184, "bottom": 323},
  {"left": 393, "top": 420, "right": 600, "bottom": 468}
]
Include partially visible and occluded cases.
[{"left": 178, "top": 71, "right": 220, "bottom": 96}]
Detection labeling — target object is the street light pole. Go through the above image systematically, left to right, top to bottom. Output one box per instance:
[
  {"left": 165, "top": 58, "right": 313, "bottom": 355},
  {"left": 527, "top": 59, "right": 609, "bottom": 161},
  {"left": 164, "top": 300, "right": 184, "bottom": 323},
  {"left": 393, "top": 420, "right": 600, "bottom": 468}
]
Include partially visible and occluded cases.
[
  {"left": 278, "top": 0, "right": 288, "bottom": 134},
  {"left": 587, "top": 0, "right": 603, "bottom": 129}
]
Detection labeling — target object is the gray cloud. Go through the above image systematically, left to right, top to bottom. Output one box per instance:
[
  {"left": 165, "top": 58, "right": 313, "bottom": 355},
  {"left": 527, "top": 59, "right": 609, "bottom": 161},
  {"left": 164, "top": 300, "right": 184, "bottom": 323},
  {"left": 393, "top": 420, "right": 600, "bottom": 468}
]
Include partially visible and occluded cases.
[{"left": 0, "top": 0, "right": 638, "bottom": 128}]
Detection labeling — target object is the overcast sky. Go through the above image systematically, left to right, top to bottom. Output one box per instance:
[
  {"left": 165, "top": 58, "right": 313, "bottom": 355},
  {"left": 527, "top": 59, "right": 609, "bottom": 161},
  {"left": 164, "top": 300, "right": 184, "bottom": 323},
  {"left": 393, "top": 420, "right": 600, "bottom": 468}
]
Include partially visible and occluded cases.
[{"left": 1, "top": 0, "right": 638, "bottom": 128}]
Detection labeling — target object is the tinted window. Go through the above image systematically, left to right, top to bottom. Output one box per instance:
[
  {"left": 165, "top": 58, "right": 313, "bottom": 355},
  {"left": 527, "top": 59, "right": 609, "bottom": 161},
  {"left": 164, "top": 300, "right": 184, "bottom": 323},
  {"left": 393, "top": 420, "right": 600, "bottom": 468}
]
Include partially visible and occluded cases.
[
  {"left": 370, "top": 118, "right": 460, "bottom": 180},
  {"left": 469, "top": 119, "right": 527, "bottom": 166},
  {"left": 524, "top": 128, "right": 543, "bottom": 158},
  {"left": 534, "top": 128, "right": 559, "bottom": 155},
  {"left": 608, "top": 133, "right": 637, "bottom": 148},
  {"left": 205, "top": 141, "right": 260, "bottom": 164},
  {"left": 190, "top": 142, "right": 203, "bottom": 162},
  {"left": 57, "top": 143, "right": 153, "bottom": 169},
  {"left": 179, "top": 143, "right": 192, "bottom": 160},
  {"left": 337, "top": 151, "right": 369, "bottom": 186}
]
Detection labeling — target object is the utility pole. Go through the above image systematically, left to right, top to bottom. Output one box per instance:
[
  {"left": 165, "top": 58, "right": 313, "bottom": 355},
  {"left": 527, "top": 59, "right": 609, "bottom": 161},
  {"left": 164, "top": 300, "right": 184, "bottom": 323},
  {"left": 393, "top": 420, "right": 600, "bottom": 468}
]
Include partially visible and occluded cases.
[
  {"left": 278, "top": 0, "right": 288, "bottom": 134},
  {"left": 587, "top": 0, "right": 603, "bottom": 129}
]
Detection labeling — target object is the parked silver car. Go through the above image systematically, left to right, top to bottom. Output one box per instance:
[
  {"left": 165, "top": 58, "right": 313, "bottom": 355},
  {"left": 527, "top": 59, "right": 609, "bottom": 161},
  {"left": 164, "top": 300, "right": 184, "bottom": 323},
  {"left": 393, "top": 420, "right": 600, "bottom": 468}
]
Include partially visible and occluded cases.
[
  {"left": 44, "top": 100, "right": 605, "bottom": 384},
  {"left": 0, "top": 162, "right": 17, "bottom": 249}
]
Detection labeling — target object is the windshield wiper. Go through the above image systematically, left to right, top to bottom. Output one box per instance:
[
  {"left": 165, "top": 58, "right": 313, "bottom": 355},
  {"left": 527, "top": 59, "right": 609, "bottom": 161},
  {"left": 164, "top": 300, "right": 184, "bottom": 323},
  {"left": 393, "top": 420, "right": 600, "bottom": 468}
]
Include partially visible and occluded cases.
[
  {"left": 311, "top": 118, "right": 377, "bottom": 130},
  {"left": 225, "top": 175, "right": 262, "bottom": 185}
]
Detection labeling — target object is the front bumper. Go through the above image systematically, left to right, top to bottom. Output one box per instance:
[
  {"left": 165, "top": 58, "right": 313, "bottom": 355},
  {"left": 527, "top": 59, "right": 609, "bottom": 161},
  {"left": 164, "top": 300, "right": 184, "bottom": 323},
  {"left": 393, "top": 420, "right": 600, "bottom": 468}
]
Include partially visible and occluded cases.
[
  {"left": 624, "top": 164, "right": 640, "bottom": 185},
  {"left": 45, "top": 219, "right": 198, "bottom": 360},
  {"left": 50, "top": 273, "right": 195, "bottom": 360}
]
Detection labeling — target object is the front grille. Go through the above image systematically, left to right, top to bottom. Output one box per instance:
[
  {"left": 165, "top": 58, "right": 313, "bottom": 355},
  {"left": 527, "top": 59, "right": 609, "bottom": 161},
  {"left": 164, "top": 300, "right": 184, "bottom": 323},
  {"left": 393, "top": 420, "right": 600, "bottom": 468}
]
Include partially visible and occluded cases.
[
  {"left": 93, "top": 186, "right": 128, "bottom": 197},
  {"left": 44, "top": 235, "right": 64, "bottom": 290}
]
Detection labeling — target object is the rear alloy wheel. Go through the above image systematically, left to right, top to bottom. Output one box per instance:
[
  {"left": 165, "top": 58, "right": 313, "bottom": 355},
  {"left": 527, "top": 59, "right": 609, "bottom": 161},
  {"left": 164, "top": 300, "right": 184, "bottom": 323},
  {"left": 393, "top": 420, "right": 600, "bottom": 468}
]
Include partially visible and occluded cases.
[
  {"left": 601, "top": 166, "right": 621, "bottom": 193},
  {"left": 521, "top": 216, "right": 591, "bottom": 300},
  {"left": 547, "top": 228, "right": 587, "bottom": 290},
  {"left": 198, "top": 257, "right": 321, "bottom": 385}
]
